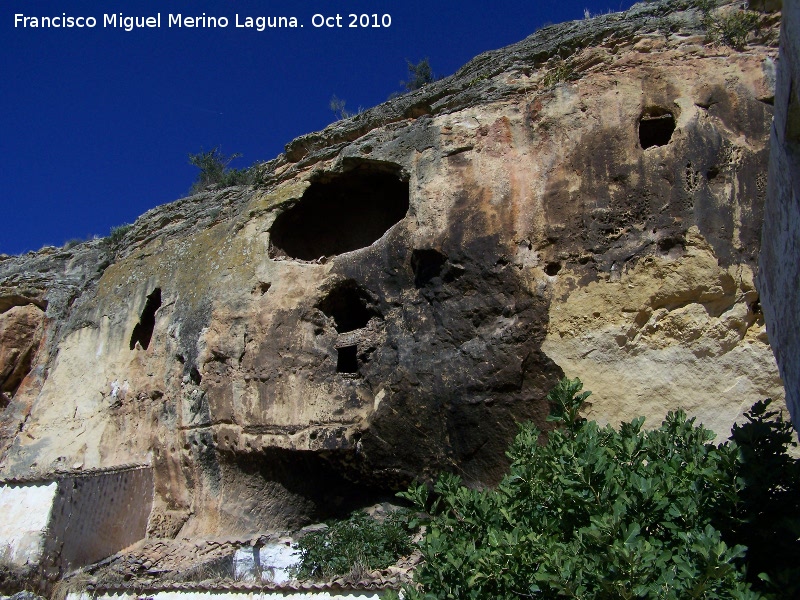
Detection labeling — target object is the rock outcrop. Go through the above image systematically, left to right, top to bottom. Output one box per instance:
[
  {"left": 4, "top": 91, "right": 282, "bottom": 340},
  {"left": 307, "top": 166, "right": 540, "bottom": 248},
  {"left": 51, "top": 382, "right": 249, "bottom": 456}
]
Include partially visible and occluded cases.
[
  {"left": 0, "top": 0, "right": 784, "bottom": 544},
  {"left": 759, "top": 0, "right": 800, "bottom": 430},
  {"left": 0, "top": 304, "right": 44, "bottom": 402}
]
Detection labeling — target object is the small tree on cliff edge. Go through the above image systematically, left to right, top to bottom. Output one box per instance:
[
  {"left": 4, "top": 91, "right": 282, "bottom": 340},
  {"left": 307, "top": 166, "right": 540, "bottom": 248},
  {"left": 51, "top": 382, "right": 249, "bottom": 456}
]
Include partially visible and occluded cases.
[
  {"left": 403, "top": 58, "right": 435, "bottom": 91},
  {"left": 188, "top": 146, "right": 241, "bottom": 192}
]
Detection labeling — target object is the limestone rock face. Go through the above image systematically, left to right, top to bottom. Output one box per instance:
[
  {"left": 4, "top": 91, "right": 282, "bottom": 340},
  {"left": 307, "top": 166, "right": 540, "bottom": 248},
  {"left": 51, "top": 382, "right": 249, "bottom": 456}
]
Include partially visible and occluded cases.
[
  {"left": 758, "top": 0, "right": 800, "bottom": 429},
  {"left": 0, "top": 1, "right": 784, "bottom": 536},
  {"left": 0, "top": 304, "right": 44, "bottom": 400}
]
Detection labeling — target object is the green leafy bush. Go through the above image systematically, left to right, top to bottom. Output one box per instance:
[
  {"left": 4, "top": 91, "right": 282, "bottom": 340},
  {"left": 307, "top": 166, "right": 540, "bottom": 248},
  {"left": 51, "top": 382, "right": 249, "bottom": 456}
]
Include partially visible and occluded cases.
[
  {"left": 696, "top": 2, "right": 762, "bottom": 50},
  {"left": 714, "top": 10, "right": 761, "bottom": 49},
  {"left": 400, "top": 377, "right": 799, "bottom": 599},
  {"left": 727, "top": 400, "right": 800, "bottom": 597},
  {"left": 291, "top": 510, "right": 414, "bottom": 581}
]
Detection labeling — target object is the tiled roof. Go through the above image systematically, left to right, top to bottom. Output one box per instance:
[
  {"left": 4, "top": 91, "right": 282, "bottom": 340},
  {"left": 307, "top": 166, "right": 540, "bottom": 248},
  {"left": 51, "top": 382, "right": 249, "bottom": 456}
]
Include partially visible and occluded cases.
[
  {"left": 0, "top": 463, "right": 150, "bottom": 485},
  {"left": 75, "top": 537, "right": 420, "bottom": 595}
]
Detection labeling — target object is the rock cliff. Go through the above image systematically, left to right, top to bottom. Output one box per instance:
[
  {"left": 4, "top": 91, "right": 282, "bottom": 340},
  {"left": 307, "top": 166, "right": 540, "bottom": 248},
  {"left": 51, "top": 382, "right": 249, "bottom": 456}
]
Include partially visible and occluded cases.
[
  {"left": 0, "top": 0, "right": 784, "bottom": 541},
  {"left": 759, "top": 0, "right": 800, "bottom": 430}
]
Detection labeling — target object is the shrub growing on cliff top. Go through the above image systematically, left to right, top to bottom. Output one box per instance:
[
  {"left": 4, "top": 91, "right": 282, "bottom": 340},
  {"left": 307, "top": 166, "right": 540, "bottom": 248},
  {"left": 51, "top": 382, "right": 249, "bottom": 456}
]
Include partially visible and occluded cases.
[
  {"left": 695, "top": 1, "right": 763, "bottom": 50},
  {"left": 713, "top": 10, "right": 761, "bottom": 49},
  {"left": 402, "top": 58, "right": 435, "bottom": 91},
  {"left": 188, "top": 146, "right": 257, "bottom": 193},
  {"left": 107, "top": 223, "right": 132, "bottom": 245},
  {"left": 399, "top": 378, "right": 800, "bottom": 599}
]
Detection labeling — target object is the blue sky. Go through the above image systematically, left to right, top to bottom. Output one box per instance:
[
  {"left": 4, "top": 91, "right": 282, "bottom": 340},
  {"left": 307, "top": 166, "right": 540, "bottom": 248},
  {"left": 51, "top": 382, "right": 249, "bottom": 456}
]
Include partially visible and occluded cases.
[{"left": 1, "top": 0, "right": 637, "bottom": 255}]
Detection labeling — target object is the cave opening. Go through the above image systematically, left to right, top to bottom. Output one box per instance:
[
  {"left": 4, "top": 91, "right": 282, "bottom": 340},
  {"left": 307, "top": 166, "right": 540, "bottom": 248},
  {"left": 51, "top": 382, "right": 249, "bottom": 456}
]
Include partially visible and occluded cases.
[
  {"left": 639, "top": 108, "right": 676, "bottom": 149},
  {"left": 269, "top": 163, "right": 409, "bottom": 261},
  {"left": 411, "top": 248, "right": 447, "bottom": 288},
  {"left": 545, "top": 261, "right": 562, "bottom": 276},
  {"left": 316, "top": 281, "right": 379, "bottom": 334},
  {"left": 129, "top": 288, "right": 162, "bottom": 351},
  {"left": 336, "top": 345, "right": 359, "bottom": 374},
  {"left": 227, "top": 448, "right": 403, "bottom": 526}
]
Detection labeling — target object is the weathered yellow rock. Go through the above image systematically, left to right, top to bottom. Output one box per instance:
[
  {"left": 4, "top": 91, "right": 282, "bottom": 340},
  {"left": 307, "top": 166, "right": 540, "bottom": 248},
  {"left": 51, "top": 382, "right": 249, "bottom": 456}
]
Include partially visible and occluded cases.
[{"left": 543, "top": 227, "right": 781, "bottom": 435}]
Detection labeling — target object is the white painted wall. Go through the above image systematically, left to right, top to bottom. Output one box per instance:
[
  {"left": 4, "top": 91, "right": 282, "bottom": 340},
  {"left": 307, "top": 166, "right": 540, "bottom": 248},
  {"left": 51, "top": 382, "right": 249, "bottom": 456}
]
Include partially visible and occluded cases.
[
  {"left": 0, "top": 482, "right": 57, "bottom": 567},
  {"left": 233, "top": 539, "right": 300, "bottom": 585}
]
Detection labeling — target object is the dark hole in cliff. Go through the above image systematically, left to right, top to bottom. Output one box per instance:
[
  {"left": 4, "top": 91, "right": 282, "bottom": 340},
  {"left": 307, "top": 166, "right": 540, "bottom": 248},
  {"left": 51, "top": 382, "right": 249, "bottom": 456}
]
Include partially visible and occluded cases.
[
  {"left": 639, "top": 108, "right": 675, "bottom": 149},
  {"left": 269, "top": 163, "right": 409, "bottom": 261},
  {"left": 658, "top": 237, "right": 683, "bottom": 254},
  {"left": 411, "top": 249, "right": 447, "bottom": 288},
  {"left": 545, "top": 261, "right": 562, "bottom": 276},
  {"left": 317, "top": 281, "right": 379, "bottom": 333},
  {"left": 253, "top": 282, "right": 271, "bottom": 295},
  {"left": 129, "top": 288, "right": 162, "bottom": 350},
  {"left": 337, "top": 345, "right": 359, "bottom": 374},
  {"left": 189, "top": 366, "right": 202, "bottom": 385},
  {"left": 227, "top": 449, "right": 401, "bottom": 525}
]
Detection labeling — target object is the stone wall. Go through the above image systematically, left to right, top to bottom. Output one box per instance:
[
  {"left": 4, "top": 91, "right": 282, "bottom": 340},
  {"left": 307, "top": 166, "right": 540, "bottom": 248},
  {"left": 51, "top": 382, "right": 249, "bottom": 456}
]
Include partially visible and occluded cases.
[
  {"left": 759, "top": 0, "right": 800, "bottom": 429},
  {"left": 0, "top": 466, "right": 153, "bottom": 590},
  {"left": 41, "top": 466, "right": 154, "bottom": 581}
]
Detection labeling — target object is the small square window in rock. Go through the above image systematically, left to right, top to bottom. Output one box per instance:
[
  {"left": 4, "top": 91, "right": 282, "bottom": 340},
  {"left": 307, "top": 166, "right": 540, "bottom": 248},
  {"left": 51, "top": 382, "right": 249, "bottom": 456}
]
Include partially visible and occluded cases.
[{"left": 336, "top": 345, "right": 359, "bottom": 374}]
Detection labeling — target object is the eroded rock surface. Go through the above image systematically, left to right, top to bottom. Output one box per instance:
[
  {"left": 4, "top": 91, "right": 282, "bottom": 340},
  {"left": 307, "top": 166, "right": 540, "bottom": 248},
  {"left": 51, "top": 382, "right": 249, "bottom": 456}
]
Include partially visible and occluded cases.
[
  {"left": 0, "top": 0, "right": 784, "bottom": 538},
  {"left": 759, "top": 0, "right": 800, "bottom": 429},
  {"left": 0, "top": 304, "right": 44, "bottom": 399}
]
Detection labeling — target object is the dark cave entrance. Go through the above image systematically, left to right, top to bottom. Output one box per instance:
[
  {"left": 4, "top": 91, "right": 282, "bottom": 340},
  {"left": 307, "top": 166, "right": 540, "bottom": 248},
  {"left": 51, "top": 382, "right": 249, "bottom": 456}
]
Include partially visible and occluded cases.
[
  {"left": 639, "top": 108, "right": 676, "bottom": 149},
  {"left": 269, "top": 162, "right": 409, "bottom": 261},
  {"left": 411, "top": 248, "right": 447, "bottom": 288},
  {"left": 544, "top": 261, "right": 562, "bottom": 276},
  {"left": 316, "top": 281, "right": 379, "bottom": 334},
  {"left": 316, "top": 281, "right": 381, "bottom": 376},
  {"left": 129, "top": 288, "right": 161, "bottom": 350},
  {"left": 226, "top": 448, "right": 404, "bottom": 526}
]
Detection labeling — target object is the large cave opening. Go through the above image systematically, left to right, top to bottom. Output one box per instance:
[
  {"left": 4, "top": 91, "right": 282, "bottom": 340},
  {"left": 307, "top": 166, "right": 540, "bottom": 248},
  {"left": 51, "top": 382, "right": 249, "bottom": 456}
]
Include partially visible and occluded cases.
[
  {"left": 639, "top": 107, "right": 676, "bottom": 149},
  {"left": 269, "top": 163, "right": 409, "bottom": 261},
  {"left": 129, "top": 288, "right": 161, "bottom": 351},
  {"left": 225, "top": 448, "right": 401, "bottom": 528}
]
